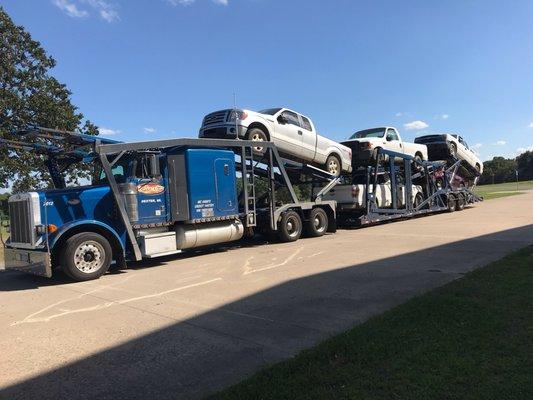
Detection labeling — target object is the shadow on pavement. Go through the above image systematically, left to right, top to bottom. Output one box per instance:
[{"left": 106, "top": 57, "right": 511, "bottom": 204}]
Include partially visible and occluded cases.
[{"left": 1, "top": 224, "right": 532, "bottom": 400}]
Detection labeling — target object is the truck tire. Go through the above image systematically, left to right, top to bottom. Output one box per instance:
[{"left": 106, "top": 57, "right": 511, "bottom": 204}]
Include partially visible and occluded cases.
[
  {"left": 246, "top": 128, "right": 268, "bottom": 153},
  {"left": 450, "top": 143, "right": 457, "bottom": 159},
  {"left": 325, "top": 154, "right": 341, "bottom": 177},
  {"left": 413, "top": 193, "right": 424, "bottom": 209},
  {"left": 456, "top": 193, "right": 466, "bottom": 211},
  {"left": 447, "top": 194, "right": 457, "bottom": 212},
  {"left": 304, "top": 207, "right": 328, "bottom": 237},
  {"left": 277, "top": 210, "right": 302, "bottom": 242},
  {"left": 61, "top": 232, "right": 112, "bottom": 281}
]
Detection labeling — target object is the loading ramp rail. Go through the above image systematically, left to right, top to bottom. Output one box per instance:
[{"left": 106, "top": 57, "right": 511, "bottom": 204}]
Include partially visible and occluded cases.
[{"left": 342, "top": 148, "right": 482, "bottom": 226}]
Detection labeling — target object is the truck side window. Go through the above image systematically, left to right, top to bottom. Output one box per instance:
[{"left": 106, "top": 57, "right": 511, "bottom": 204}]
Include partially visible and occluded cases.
[
  {"left": 282, "top": 111, "right": 300, "bottom": 127},
  {"left": 301, "top": 116, "right": 313, "bottom": 131},
  {"left": 387, "top": 129, "right": 399, "bottom": 141},
  {"left": 98, "top": 165, "right": 126, "bottom": 184}
]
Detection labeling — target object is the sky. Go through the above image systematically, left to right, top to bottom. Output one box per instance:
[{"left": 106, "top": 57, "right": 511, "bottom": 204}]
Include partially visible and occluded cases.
[{"left": 3, "top": 0, "right": 533, "bottom": 163}]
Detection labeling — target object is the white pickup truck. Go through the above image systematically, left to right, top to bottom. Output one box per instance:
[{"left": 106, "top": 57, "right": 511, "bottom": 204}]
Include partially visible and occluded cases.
[
  {"left": 199, "top": 107, "right": 352, "bottom": 176},
  {"left": 341, "top": 127, "right": 428, "bottom": 166},
  {"left": 415, "top": 133, "right": 483, "bottom": 175},
  {"left": 314, "top": 172, "right": 425, "bottom": 212}
]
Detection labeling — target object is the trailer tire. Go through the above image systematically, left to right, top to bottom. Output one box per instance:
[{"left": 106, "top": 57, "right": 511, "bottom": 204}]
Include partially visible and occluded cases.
[
  {"left": 413, "top": 193, "right": 424, "bottom": 209},
  {"left": 456, "top": 193, "right": 466, "bottom": 211},
  {"left": 447, "top": 194, "right": 457, "bottom": 212},
  {"left": 305, "top": 207, "right": 328, "bottom": 237},
  {"left": 277, "top": 210, "right": 302, "bottom": 242},
  {"left": 61, "top": 232, "right": 112, "bottom": 281}
]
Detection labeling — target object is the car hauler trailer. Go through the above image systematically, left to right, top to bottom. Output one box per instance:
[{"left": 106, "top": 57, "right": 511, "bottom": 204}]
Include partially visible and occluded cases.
[
  {"left": 1, "top": 127, "right": 338, "bottom": 281},
  {"left": 319, "top": 148, "right": 482, "bottom": 227}
]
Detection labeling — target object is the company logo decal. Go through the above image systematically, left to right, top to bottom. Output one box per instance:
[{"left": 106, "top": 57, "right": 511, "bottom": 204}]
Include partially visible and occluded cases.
[{"left": 137, "top": 183, "right": 165, "bottom": 195}]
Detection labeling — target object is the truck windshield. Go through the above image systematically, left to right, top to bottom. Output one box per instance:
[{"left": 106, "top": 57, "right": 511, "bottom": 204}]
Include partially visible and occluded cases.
[
  {"left": 258, "top": 108, "right": 282, "bottom": 115},
  {"left": 349, "top": 128, "right": 386, "bottom": 139},
  {"left": 93, "top": 158, "right": 131, "bottom": 185}
]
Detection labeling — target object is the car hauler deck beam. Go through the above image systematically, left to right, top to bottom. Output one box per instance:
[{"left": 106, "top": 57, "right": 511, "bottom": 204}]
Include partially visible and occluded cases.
[
  {"left": 95, "top": 138, "right": 338, "bottom": 261},
  {"left": 338, "top": 148, "right": 482, "bottom": 227}
]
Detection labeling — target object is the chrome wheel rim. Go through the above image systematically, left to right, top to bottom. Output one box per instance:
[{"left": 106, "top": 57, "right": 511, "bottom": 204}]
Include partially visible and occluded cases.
[
  {"left": 250, "top": 133, "right": 265, "bottom": 152},
  {"left": 327, "top": 159, "right": 339, "bottom": 176},
  {"left": 314, "top": 213, "right": 326, "bottom": 233},
  {"left": 286, "top": 216, "right": 300, "bottom": 238},
  {"left": 74, "top": 241, "right": 105, "bottom": 274}
]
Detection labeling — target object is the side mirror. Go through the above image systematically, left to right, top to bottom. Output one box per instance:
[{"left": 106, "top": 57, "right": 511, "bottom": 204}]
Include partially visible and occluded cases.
[
  {"left": 277, "top": 115, "right": 287, "bottom": 124},
  {"left": 386, "top": 134, "right": 393, "bottom": 141},
  {"left": 147, "top": 154, "right": 161, "bottom": 178}
]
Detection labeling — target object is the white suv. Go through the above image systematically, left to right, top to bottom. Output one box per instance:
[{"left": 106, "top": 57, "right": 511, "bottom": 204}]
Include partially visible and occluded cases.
[{"left": 199, "top": 107, "right": 352, "bottom": 176}]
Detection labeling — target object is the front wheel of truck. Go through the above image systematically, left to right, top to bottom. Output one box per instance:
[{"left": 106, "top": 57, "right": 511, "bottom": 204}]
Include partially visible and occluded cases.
[{"left": 61, "top": 232, "right": 112, "bottom": 281}]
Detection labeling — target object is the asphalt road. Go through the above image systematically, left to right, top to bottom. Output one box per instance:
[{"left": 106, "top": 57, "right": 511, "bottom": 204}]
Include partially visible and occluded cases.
[{"left": 1, "top": 191, "right": 532, "bottom": 400}]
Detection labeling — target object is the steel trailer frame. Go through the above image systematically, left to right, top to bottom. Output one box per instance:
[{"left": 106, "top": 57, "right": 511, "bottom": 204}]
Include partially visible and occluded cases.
[
  {"left": 95, "top": 138, "right": 338, "bottom": 261},
  {"left": 343, "top": 148, "right": 482, "bottom": 226}
]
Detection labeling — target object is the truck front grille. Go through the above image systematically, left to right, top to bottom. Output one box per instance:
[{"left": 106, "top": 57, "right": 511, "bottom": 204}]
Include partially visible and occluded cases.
[
  {"left": 203, "top": 111, "right": 228, "bottom": 126},
  {"left": 9, "top": 199, "right": 34, "bottom": 244}
]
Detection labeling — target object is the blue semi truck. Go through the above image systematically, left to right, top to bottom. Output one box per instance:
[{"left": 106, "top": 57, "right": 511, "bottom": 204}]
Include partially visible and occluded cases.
[
  {"left": 1, "top": 127, "right": 481, "bottom": 282},
  {"left": 1, "top": 128, "right": 338, "bottom": 281}
]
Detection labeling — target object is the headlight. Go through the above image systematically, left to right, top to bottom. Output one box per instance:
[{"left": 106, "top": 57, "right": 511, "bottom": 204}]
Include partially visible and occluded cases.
[
  {"left": 227, "top": 110, "right": 248, "bottom": 122},
  {"left": 36, "top": 224, "right": 58, "bottom": 235}
]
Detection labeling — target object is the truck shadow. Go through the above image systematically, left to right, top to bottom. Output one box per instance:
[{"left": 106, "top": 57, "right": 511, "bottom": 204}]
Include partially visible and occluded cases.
[
  {"left": 1, "top": 224, "right": 532, "bottom": 400},
  {"left": 0, "top": 236, "right": 274, "bottom": 291}
]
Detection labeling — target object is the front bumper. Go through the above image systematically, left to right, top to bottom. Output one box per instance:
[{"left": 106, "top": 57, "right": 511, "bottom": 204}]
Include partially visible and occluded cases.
[
  {"left": 199, "top": 124, "right": 247, "bottom": 139},
  {"left": 2, "top": 247, "right": 52, "bottom": 278}
]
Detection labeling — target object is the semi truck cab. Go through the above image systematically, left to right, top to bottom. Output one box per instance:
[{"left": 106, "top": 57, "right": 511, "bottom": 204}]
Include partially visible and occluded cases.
[
  {"left": 2, "top": 129, "right": 338, "bottom": 282},
  {"left": 4, "top": 147, "right": 243, "bottom": 281}
]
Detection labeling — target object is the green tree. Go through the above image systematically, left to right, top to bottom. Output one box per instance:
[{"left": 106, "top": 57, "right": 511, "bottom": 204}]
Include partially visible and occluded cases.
[
  {"left": 0, "top": 7, "right": 99, "bottom": 193},
  {"left": 516, "top": 151, "right": 533, "bottom": 180},
  {"left": 479, "top": 156, "right": 517, "bottom": 185}
]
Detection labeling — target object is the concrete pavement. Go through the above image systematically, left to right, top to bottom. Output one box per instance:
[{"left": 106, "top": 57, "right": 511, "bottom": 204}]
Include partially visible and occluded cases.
[{"left": 1, "top": 191, "right": 532, "bottom": 399}]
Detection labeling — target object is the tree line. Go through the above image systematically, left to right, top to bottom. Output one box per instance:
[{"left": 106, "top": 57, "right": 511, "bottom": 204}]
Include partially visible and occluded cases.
[
  {"left": 1, "top": 6, "right": 99, "bottom": 194},
  {"left": 478, "top": 151, "right": 533, "bottom": 185}
]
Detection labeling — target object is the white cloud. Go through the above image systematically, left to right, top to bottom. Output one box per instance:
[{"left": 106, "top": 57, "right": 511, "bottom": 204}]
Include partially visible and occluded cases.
[
  {"left": 53, "top": 0, "right": 89, "bottom": 18},
  {"left": 54, "top": 0, "right": 119, "bottom": 22},
  {"left": 85, "top": 0, "right": 120, "bottom": 22},
  {"left": 166, "top": 0, "right": 228, "bottom": 5},
  {"left": 166, "top": 0, "right": 197, "bottom": 5},
  {"left": 99, "top": 8, "right": 119, "bottom": 22},
  {"left": 395, "top": 112, "right": 403, "bottom": 117},
  {"left": 441, "top": 114, "right": 449, "bottom": 120},
  {"left": 404, "top": 120, "right": 429, "bottom": 130},
  {"left": 528, "top": 122, "right": 533, "bottom": 129},
  {"left": 99, "top": 127, "right": 121, "bottom": 135},
  {"left": 144, "top": 127, "right": 156, "bottom": 134},
  {"left": 492, "top": 140, "right": 506, "bottom": 146},
  {"left": 472, "top": 143, "right": 483, "bottom": 149},
  {"left": 517, "top": 145, "right": 533, "bottom": 155}
]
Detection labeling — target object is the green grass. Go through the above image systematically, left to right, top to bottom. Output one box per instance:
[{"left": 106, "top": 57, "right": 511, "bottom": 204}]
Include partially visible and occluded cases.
[
  {"left": 475, "top": 179, "right": 533, "bottom": 200},
  {"left": 210, "top": 246, "right": 533, "bottom": 400}
]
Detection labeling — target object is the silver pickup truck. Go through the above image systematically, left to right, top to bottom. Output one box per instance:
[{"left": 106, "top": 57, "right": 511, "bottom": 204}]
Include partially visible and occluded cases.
[{"left": 199, "top": 107, "right": 353, "bottom": 177}]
